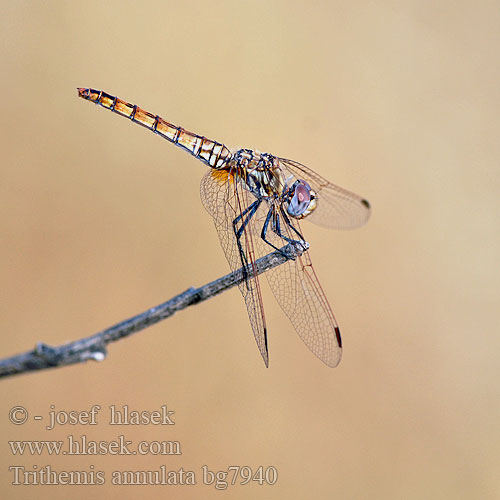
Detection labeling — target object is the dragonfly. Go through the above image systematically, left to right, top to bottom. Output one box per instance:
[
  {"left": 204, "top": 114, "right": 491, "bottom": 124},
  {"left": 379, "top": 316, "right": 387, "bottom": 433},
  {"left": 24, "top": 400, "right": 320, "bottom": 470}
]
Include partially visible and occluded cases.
[{"left": 77, "top": 88, "right": 371, "bottom": 367}]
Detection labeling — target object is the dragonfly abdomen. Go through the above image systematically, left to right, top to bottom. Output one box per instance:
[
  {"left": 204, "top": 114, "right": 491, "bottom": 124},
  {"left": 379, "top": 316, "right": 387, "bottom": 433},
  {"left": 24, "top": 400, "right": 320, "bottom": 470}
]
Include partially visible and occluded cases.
[{"left": 77, "top": 88, "right": 232, "bottom": 169}]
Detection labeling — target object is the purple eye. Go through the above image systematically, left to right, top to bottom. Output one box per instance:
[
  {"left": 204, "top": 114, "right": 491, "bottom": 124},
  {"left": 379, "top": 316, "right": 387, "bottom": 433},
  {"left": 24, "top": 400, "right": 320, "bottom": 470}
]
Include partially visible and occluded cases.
[{"left": 287, "top": 181, "right": 313, "bottom": 217}]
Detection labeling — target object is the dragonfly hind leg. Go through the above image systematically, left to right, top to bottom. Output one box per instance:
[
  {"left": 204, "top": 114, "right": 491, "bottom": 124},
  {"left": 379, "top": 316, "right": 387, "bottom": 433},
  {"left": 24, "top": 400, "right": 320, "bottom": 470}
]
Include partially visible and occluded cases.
[{"left": 232, "top": 198, "right": 262, "bottom": 282}]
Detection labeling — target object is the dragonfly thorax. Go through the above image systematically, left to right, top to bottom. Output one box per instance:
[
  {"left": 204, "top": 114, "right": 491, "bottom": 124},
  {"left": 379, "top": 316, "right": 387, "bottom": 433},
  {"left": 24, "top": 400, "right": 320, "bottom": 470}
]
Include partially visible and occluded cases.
[
  {"left": 230, "top": 149, "right": 318, "bottom": 219},
  {"left": 232, "top": 149, "right": 285, "bottom": 198},
  {"left": 232, "top": 149, "right": 276, "bottom": 170}
]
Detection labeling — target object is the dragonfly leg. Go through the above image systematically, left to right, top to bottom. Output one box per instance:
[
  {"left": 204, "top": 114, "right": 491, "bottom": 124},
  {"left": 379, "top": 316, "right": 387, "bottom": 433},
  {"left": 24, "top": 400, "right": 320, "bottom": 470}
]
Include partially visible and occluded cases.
[
  {"left": 233, "top": 199, "right": 262, "bottom": 282},
  {"left": 260, "top": 207, "right": 289, "bottom": 258},
  {"left": 273, "top": 210, "right": 305, "bottom": 247}
]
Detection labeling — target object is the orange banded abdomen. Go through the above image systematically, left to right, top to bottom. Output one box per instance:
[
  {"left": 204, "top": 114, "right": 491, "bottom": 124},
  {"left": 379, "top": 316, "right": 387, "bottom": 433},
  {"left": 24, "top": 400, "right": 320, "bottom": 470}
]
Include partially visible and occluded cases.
[{"left": 77, "top": 88, "right": 232, "bottom": 169}]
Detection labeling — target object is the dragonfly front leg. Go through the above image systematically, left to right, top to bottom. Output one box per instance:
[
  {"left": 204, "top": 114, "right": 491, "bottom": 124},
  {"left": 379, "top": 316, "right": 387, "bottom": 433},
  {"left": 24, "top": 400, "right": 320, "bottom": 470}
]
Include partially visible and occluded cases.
[
  {"left": 260, "top": 207, "right": 290, "bottom": 258},
  {"left": 273, "top": 209, "right": 306, "bottom": 247}
]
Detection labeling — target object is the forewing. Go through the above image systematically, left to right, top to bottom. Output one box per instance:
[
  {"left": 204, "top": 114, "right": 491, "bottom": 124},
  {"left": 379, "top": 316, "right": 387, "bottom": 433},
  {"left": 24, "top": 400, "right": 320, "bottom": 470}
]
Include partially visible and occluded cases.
[
  {"left": 278, "top": 157, "right": 371, "bottom": 229},
  {"left": 200, "top": 169, "right": 270, "bottom": 366}
]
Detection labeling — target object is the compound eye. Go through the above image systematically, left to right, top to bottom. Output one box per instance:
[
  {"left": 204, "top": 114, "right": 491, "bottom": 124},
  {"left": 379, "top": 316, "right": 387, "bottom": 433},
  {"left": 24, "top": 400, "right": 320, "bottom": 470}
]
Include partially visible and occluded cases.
[{"left": 287, "top": 181, "right": 313, "bottom": 218}]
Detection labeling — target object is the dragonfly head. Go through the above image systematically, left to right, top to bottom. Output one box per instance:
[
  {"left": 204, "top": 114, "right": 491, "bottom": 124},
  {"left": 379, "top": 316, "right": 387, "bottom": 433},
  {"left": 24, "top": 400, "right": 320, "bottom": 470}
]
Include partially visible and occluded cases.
[{"left": 286, "top": 180, "right": 317, "bottom": 219}]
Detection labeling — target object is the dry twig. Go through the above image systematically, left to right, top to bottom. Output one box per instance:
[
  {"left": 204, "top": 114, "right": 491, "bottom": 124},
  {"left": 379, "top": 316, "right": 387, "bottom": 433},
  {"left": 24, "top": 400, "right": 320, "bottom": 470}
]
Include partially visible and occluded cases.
[{"left": 0, "top": 242, "right": 308, "bottom": 379}]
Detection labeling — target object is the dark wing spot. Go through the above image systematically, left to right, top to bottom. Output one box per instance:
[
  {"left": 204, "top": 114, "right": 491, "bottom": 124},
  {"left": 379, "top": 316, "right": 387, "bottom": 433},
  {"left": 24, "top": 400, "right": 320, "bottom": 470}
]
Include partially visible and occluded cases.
[
  {"left": 361, "top": 199, "right": 371, "bottom": 209},
  {"left": 263, "top": 327, "right": 269, "bottom": 368},
  {"left": 334, "top": 327, "right": 342, "bottom": 348}
]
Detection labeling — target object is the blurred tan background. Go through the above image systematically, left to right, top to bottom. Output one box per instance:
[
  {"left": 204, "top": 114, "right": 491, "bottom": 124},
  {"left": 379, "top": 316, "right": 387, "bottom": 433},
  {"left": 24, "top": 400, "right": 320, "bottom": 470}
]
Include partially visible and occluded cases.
[{"left": 1, "top": 1, "right": 499, "bottom": 498}]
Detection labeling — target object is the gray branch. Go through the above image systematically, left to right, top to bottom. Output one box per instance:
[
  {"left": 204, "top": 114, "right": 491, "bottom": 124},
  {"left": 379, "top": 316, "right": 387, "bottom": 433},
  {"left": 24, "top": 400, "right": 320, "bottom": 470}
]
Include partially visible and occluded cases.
[{"left": 0, "top": 242, "right": 308, "bottom": 379}]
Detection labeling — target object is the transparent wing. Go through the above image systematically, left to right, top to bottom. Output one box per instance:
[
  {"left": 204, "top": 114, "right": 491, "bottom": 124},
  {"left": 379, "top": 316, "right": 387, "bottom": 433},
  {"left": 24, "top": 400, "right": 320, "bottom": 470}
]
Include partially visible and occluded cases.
[
  {"left": 278, "top": 157, "right": 371, "bottom": 229},
  {"left": 201, "top": 166, "right": 344, "bottom": 367},
  {"left": 200, "top": 169, "right": 270, "bottom": 366},
  {"left": 250, "top": 203, "right": 343, "bottom": 367}
]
